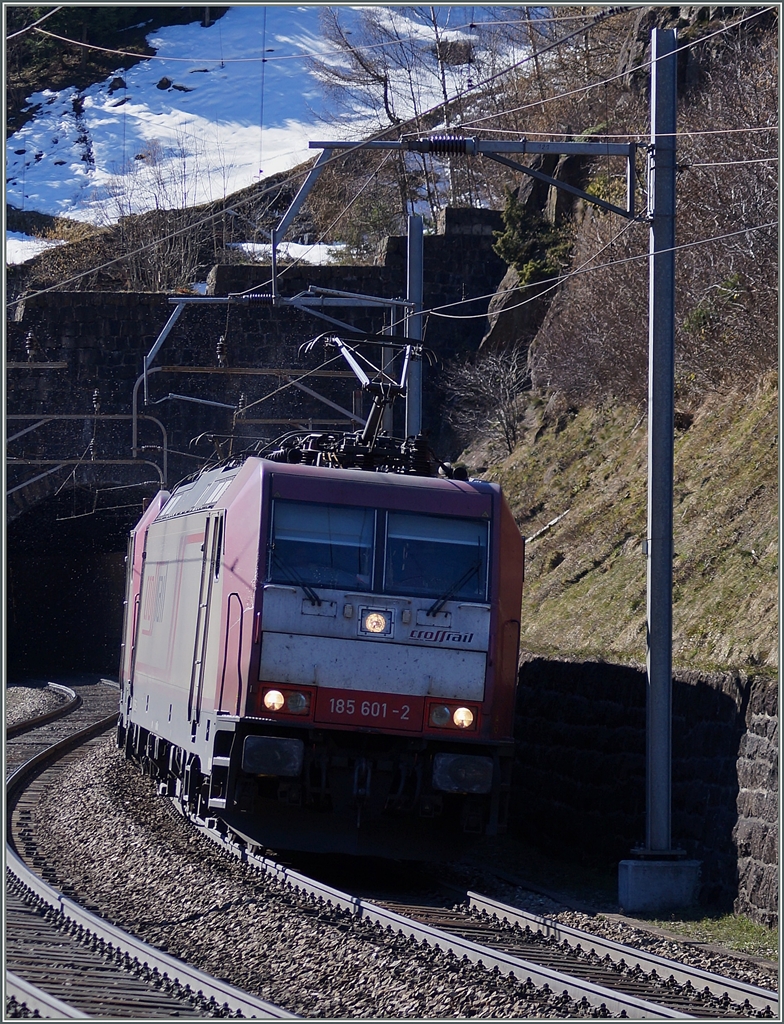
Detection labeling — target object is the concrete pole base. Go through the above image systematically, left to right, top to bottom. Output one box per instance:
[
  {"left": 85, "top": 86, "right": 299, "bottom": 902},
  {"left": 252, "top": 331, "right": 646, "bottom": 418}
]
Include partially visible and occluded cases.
[{"left": 618, "top": 859, "right": 701, "bottom": 915}]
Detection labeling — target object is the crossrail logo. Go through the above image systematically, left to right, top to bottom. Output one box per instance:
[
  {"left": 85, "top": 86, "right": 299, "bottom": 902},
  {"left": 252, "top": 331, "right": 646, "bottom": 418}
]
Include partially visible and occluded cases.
[{"left": 409, "top": 629, "right": 474, "bottom": 644}]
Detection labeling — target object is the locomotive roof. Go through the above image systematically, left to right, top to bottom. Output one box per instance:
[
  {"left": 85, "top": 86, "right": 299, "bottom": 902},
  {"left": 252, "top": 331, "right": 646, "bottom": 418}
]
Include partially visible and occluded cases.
[
  {"left": 154, "top": 456, "right": 501, "bottom": 522},
  {"left": 155, "top": 463, "right": 243, "bottom": 520}
]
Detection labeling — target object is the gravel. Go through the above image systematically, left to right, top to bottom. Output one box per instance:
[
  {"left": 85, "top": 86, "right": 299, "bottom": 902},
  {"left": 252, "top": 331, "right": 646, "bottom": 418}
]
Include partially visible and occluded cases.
[
  {"left": 5, "top": 683, "right": 68, "bottom": 728},
  {"left": 25, "top": 738, "right": 778, "bottom": 1017},
  {"left": 30, "top": 740, "right": 605, "bottom": 1019}
]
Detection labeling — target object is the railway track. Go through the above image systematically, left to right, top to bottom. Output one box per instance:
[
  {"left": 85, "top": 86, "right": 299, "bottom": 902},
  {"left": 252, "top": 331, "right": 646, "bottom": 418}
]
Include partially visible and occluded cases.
[
  {"left": 5, "top": 677, "right": 295, "bottom": 1020},
  {"left": 5, "top": 678, "right": 112, "bottom": 770},
  {"left": 6, "top": 680, "right": 81, "bottom": 740},
  {"left": 7, "top": 681, "right": 777, "bottom": 1019},
  {"left": 190, "top": 814, "right": 778, "bottom": 1020},
  {"left": 366, "top": 893, "right": 778, "bottom": 1019}
]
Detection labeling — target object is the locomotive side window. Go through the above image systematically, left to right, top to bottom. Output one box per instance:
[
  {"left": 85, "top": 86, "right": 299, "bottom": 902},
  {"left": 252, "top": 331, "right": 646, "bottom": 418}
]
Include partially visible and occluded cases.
[
  {"left": 269, "top": 500, "right": 375, "bottom": 591},
  {"left": 383, "top": 513, "right": 489, "bottom": 602}
]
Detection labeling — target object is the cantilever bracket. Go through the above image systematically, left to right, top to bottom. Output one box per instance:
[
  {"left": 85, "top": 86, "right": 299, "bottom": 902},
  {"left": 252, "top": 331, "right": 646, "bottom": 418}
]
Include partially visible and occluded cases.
[
  {"left": 309, "top": 136, "right": 641, "bottom": 221},
  {"left": 271, "top": 148, "right": 334, "bottom": 300},
  {"left": 482, "top": 150, "right": 638, "bottom": 220},
  {"left": 144, "top": 301, "right": 186, "bottom": 405}
]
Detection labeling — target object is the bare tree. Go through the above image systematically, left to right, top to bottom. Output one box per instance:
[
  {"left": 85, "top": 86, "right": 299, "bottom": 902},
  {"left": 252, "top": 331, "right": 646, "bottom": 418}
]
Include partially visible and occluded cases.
[
  {"left": 308, "top": 6, "right": 525, "bottom": 221},
  {"left": 526, "top": 15, "right": 777, "bottom": 406},
  {"left": 97, "top": 135, "right": 227, "bottom": 291},
  {"left": 441, "top": 345, "right": 531, "bottom": 454}
]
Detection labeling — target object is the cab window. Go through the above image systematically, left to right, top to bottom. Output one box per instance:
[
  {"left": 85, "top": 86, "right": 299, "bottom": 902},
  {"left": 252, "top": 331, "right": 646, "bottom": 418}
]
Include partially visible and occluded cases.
[
  {"left": 269, "top": 500, "right": 374, "bottom": 591},
  {"left": 384, "top": 512, "right": 488, "bottom": 602}
]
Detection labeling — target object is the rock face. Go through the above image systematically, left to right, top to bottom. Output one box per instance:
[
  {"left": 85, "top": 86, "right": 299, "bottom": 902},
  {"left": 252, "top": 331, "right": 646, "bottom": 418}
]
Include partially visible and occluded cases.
[
  {"left": 480, "top": 154, "right": 586, "bottom": 353},
  {"left": 480, "top": 263, "right": 560, "bottom": 356}
]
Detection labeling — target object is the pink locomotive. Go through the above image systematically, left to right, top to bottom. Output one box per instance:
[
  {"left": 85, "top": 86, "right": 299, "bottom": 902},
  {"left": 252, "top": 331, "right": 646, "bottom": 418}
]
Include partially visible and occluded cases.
[{"left": 119, "top": 336, "right": 524, "bottom": 856}]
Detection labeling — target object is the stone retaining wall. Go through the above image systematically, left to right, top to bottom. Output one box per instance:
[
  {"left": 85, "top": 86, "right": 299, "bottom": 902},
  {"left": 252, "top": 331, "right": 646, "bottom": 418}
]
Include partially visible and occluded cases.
[
  {"left": 7, "top": 208, "right": 507, "bottom": 515},
  {"left": 513, "top": 657, "right": 778, "bottom": 925},
  {"left": 733, "top": 677, "right": 778, "bottom": 927}
]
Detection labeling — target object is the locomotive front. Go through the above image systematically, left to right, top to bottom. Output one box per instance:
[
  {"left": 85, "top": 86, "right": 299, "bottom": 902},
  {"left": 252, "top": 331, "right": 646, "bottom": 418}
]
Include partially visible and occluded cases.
[
  {"left": 120, "top": 457, "right": 524, "bottom": 858},
  {"left": 237, "top": 461, "right": 522, "bottom": 856}
]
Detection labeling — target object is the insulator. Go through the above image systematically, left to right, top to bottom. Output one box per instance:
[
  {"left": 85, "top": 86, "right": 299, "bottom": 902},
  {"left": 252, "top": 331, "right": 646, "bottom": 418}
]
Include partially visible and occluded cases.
[
  {"left": 427, "top": 135, "right": 475, "bottom": 155},
  {"left": 244, "top": 292, "right": 275, "bottom": 304},
  {"left": 25, "top": 330, "right": 38, "bottom": 360},
  {"left": 216, "top": 335, "right": 227, "bottom": 367},
  {"left": 92, "top": 389, "right": 101, "bottom": 414},
  {"left": 237, "top": 392, "right": 246, "bottom": 417},
  {"left": 264, "top": 448, "right": 288, "bottom": 462}
]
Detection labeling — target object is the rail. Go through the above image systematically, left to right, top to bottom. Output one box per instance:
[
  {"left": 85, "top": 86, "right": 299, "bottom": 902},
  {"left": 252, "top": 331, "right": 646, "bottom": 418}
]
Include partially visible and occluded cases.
[
  {"left": 6, "top": 682, "right": 81, "bottom": 739},
  {"left": 6, "top": 711, "right": 297, "bottom": 1019},
  {"left": 182, "top": 810, "right": 726, "bottom": 1020},
  {"left": 468, "top": 892, "right": 779, "bottom": 1016}
]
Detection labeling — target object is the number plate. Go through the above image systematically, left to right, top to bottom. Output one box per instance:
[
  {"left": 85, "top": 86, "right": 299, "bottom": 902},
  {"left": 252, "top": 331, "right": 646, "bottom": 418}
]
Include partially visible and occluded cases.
[{"left": 314, "top": 688, "right": 424, "bottom": 732}]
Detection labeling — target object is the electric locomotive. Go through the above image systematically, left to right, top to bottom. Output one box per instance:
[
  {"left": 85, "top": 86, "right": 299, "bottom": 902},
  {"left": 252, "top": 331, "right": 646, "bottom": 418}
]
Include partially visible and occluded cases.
[{"left": 118, "top": 338, "right": 524, "bottom": 857}]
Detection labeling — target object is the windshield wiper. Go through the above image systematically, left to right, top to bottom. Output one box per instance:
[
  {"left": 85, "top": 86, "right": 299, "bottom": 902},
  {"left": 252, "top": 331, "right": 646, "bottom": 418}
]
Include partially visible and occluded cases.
[
  {"left": 272, "top": 551, "right": 321, "bottom": 606},
  {"left": 426, "top": 562, "right": 480, "bottom": 617}
]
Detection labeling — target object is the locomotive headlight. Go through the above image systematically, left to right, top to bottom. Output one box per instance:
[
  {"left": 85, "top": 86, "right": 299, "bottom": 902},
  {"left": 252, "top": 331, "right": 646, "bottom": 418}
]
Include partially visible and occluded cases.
[
  {"left": 359, "top": 607, "right": 393, "bottom": 638},
  {"left": 364, "top": 611, "right": 387, "bottom": 633},
  {"left": 263, "top": 689, "right": 285, "bottom": 712},
  {"left": 286, "top": 691, "right": 310, "bottom": 714},
  {"left": 429, "top": 704, "right": 452, "bottom": 727},
  {"left": 452, "top": 706, "right": 475, "bottom": 729}
]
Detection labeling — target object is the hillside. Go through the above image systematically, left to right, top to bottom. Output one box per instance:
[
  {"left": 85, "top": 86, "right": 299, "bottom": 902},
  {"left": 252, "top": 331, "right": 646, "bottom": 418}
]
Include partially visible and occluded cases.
[{"left": 465, "top": 374, "right": 777, "bottom": 674}]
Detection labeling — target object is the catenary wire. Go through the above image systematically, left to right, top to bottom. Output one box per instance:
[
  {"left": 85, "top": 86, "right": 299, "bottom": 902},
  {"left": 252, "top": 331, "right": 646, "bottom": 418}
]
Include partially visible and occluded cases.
[
  {"left": 6, "top": 4, "right": 774, "bottom": 439},
  {"left": 430, "top": 4, "right": 627, "bottom": 110},
  {"left": 457, "top": 5, "right": 776, "bottom": 131},
  {"left": 6, "top": 6, "right": 64, "bottom": 41},
  {"left": 258, "top": 6, "right": 268, "bottom": 176},
  {"left": 16, "top": 7, "right": 774, "bottom": 148},
  {"left": 4, "top": 8, "right": 628, "bottom": 306},
  {"left": 24, "top": 8, "right": 618, "bottom": 65},
  {"left": 466, "top": 124, "right": 778, "bottom": 141},
  {"left": 685, "top": 157, "right": 778, "bottom": 168},
  {"left": 380, "top": 213, "right": 641, "bottom": 337},
  {"left": 428, "top": 216, "right": 640, "bottom": 322},
  {"left": 424, "top": 220, "right": 777, "bottom": 322},
  {"left": 236, "top": 351, "right": 347, "bottom": 418}
]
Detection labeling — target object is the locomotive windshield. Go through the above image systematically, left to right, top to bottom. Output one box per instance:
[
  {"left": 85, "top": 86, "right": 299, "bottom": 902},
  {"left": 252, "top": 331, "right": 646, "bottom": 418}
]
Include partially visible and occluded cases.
[
  {"left": 269, "top": 500, "right": 374, "bottom": 591},
  {"left": 268, "top": 501, "right": 489, "bottom": 603},
  {"left": 384, "top": 513, "right": 488, "bottom": 602}
]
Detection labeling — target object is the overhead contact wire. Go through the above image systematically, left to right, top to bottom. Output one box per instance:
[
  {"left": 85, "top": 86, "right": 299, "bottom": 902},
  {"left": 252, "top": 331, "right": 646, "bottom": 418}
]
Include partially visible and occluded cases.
[
  {"left": 459, "top": 5, "right": 776, "bottom": 131},
  {"left": 4, "top": 11, "right": 622, "bottom": 308},
  {"left": 424, "top": 221, "right": 778, "bottom": 322}
]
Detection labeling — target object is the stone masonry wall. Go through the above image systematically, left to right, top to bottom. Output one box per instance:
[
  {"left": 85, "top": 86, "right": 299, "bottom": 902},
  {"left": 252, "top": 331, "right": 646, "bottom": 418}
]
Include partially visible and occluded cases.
[
  {"left": 7, "top": 208, "right": 507, "bottom": 516},
  {"left": 513, "top": 657, "right": 778, "bottom": 925},
  {"left": 733, "top": 676, "right": 778, "bottom": 927}
]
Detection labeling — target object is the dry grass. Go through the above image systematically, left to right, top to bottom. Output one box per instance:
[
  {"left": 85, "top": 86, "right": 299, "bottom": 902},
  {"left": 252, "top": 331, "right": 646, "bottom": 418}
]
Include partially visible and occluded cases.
[{"left": 464, "top": 374, "right": 778, "bottom": 674}]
